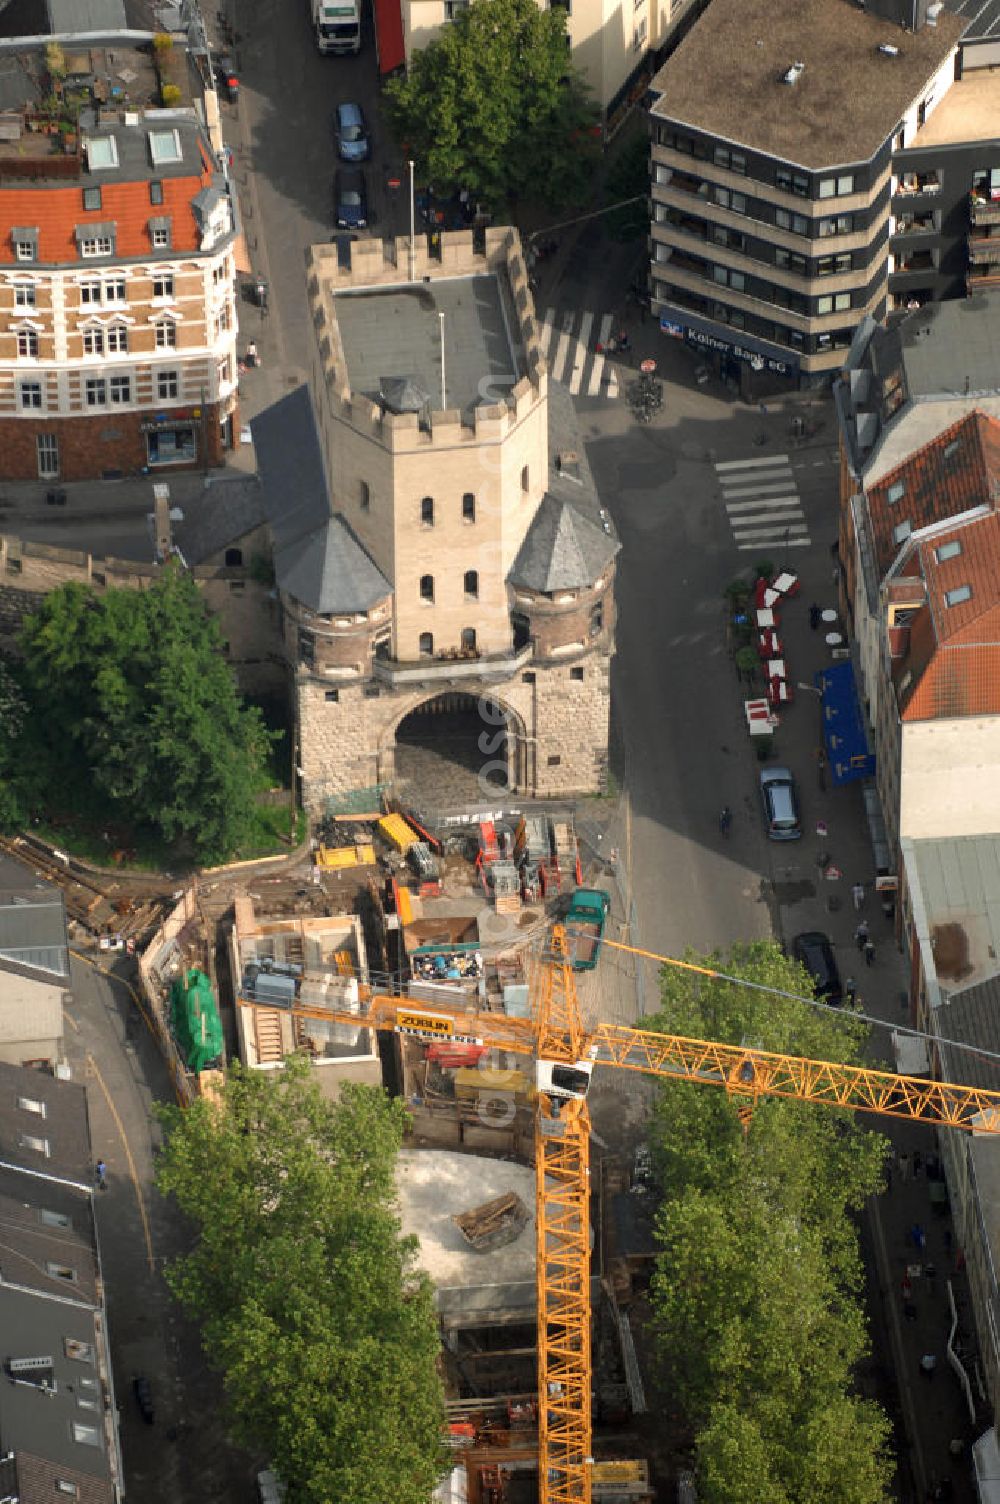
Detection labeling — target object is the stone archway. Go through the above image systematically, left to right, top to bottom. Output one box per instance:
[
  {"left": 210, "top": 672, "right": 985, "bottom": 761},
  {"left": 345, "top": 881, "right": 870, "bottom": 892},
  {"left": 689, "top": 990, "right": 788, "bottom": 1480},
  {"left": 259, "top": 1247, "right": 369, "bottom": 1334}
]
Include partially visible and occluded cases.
[{"left": 380, "top": 690, "right": 528, "bottom": 808}]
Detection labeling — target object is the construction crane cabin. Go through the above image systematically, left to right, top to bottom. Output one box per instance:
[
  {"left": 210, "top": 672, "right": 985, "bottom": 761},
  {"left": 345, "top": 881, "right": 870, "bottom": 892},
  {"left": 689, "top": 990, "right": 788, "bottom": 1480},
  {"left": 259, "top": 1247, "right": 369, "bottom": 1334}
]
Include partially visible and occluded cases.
[{"left": 241, "top": 924, "right": 1000, "bottom": 1504}]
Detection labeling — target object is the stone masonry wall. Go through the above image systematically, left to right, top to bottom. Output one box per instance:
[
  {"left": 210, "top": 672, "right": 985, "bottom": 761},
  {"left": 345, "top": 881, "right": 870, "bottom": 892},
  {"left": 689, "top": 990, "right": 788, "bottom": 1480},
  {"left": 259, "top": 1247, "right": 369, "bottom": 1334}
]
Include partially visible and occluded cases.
[{"left": 296, "top": 643, "right": 613, "bottom": 813}]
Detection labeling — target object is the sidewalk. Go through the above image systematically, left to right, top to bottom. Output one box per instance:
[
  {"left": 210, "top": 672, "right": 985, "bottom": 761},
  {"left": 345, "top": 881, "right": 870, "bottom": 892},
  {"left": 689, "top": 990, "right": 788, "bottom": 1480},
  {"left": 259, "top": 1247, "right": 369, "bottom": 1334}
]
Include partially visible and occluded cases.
[{"left": 761, "top": 538, "right": 979, "bottom": 1504}]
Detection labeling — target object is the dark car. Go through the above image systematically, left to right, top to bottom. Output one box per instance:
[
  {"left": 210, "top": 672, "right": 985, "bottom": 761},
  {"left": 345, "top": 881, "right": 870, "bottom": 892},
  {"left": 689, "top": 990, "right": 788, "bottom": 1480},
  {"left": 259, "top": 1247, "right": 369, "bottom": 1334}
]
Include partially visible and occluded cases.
[
  {"left": 216, "top": 53, "right": 239, "bottom": 103},
  {"left": 334, "top": 102, "right": 370, "bottom": 162},
  {"left": 334, "top": 168, "right": 368, "bottom": 230},
  {"left": 759, "top": 765, "right": 802, "bottom": 841},
  {"left": 793, "top": 931, "right": 843, "bottom": 1005},
  {"left": 133, "top": 1373, "right": 155, "bottom": 1424}
]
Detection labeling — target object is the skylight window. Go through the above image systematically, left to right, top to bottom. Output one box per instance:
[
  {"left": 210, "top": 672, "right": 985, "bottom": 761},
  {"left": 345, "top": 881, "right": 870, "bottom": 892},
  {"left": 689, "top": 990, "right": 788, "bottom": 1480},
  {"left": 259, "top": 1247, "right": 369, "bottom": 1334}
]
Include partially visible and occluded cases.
[
  {"left": 148, "top": 128, "right": 182, "bottom": 166},
  {"left": 86, "top": 135, "right": 118, "bottom": 170},
  {"left": 943, "top": 439, "right": 960, "bottom": 461},
  {"left": 887, "top": 481, "right": 905, "bottom": 504},
  {"left": 893, "top": 519, "right": 912, "bottom": 544},
  {"left": 935, "top": 540, "right": 962, "bottom": 563},
  {"left": 944, "top": 584, "right": 972, "bottom": 607}
]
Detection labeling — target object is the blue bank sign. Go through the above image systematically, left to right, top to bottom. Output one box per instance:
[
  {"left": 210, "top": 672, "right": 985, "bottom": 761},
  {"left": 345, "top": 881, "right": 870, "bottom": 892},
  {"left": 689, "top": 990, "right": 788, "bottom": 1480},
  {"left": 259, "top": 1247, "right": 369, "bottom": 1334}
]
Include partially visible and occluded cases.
[{"left": 660, "top": 315, "right": 797, "bottom": 377}]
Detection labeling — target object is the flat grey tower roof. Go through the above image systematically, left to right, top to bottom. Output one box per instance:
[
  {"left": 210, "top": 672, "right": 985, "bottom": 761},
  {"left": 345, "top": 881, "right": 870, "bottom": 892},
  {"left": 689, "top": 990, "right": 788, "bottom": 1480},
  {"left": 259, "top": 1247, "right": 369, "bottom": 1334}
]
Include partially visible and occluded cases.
[{"left": 333, "top": 275, "right": 521, "bottom": 416}]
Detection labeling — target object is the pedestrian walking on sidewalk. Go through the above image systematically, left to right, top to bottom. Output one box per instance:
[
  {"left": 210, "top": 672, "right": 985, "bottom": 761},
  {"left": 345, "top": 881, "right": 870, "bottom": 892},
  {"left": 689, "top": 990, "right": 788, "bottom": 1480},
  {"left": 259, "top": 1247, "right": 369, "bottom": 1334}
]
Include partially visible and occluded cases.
[
  {"left": 809, "top": 603, "right": 821, "bottom": 631},
  {"left": 852, "top": 881, "right": 866, "bottom": 911},
  {"left": 855, "top": 919, "right": 870, "bottom": 951},
  {"left": 864, "top": 939, "right": 876, "bottom": 967},
  {"left": 845, "top": 977, "right": 857, "bottom": 1006},
  {"left": 899, "top": 1150, "right": 911, "bottom": 1181},
  {"left": 913, "top": 1150, "right": 923, "bottom": 1176},
  {"left": 95, "top": 1159, "right": 107, "bottom": 1191},
  {"left": 912, "top": 1223, "right": 927, "bottom": 1251},
  {"left": 924, "top": 1261, "right": 937, "bottom": 1288},
  {"left": 901, "top": 1272, "right": 913, "bottom": 1300},
  {"left": 920, "top": 1353, "right": 937, "bottom": 1378}
]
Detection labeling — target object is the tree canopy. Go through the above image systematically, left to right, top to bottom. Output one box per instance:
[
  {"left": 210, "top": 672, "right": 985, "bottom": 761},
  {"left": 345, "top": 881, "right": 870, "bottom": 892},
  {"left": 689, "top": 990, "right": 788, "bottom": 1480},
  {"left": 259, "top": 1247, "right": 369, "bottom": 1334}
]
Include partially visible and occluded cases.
[
  {"left": 386, "top": 0, "right": 598, "bottom": 210},
  {"left": 0, "top": 566, "right": 273, "bottom": 863},
  {"left": 645, "top": 941, "right": 892, "bottom": 1504},
  {"left": 156, "top": 1060, "right": 448, "bottom": 1504}
]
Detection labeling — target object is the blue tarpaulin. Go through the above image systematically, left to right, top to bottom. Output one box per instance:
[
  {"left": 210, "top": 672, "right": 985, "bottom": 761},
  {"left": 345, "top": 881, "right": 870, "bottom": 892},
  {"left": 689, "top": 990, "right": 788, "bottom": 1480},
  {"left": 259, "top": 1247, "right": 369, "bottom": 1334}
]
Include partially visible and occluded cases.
[{"left": 816, "top": 661, "right": 875, "bottom": 786}]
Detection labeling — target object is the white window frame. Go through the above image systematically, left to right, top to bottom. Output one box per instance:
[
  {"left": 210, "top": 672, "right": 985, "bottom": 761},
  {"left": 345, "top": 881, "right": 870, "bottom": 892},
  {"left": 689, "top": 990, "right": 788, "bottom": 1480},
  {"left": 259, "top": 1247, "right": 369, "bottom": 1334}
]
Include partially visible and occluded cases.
[
  {"left": 151, "top": 226, "right": 170, "bottom": 249},
  {"left": 80, "top": 236, "right": 114, "bottom": 258},
  {"left": 14, "top": 240, "right": 35, "bottom": 262},
  {"left": 152, "top": 271, "right": 175, "bottom": 301},
  {"left": 104, "top": 276, "right": 127, "bottom": 304},
  {"left": 80, "top": 278, "right": 102, "bottom": 305},
  {"left": 14, "top": 281, "right": 37, "bottom": 308},
  {"left": 154, "top": 319, "right": 177, "bottom": 349},
  {"left": 106, "top": 324, "right": 129, "bottom": 353},
  {"left": 82, "top": 326, "right": 105, "bottom": 356},
  {"left": 16, "top": 327, "right": 39, "bottom": 358},
  {"left": 157, "top": 369, "right": 179, "bottom": 400},
  {"left": 109, "top": 373, "right": 132, "bottom": 404},
  {"left": 85, "top": 377, "right": 107, "bottom": 407},
  {"left": 18, "top": 381, "right": 43, "bottom": 411},
  {"left": 37, "top": 434, "right": 59, "bottom": 478}
]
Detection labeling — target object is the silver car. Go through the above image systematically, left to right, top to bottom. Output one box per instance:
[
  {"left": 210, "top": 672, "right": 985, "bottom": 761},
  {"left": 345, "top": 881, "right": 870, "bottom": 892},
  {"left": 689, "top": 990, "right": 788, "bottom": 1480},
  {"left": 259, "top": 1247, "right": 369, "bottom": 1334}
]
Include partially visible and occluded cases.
[{"left": 759, "top": 765, "right": 802, "bottom": 840}]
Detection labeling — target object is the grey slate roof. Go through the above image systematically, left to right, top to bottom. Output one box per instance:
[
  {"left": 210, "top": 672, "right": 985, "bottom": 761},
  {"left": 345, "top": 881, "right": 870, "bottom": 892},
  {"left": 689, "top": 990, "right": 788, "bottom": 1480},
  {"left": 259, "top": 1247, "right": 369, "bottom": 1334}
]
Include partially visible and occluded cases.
[
  {"left": 251, "top": 384, "right": 389, "bottom": 614},
  {"left": 171, "top": 476, "right": 266, "bottom": 567},
  {"left": 508, "top": 492, "right": 619, "bottom": 592},
  {"left": 275, "top": 516, "right": 391, "bottom": 615},
  {"left": 0, "top": 888, "right": 69, "bottom": 982},
  {"left": 936, "top": 976, "right": 1000, "bottom": 1093},
  {"left": 0, "top": 1061, "right": 93, "bottom": 1187}
]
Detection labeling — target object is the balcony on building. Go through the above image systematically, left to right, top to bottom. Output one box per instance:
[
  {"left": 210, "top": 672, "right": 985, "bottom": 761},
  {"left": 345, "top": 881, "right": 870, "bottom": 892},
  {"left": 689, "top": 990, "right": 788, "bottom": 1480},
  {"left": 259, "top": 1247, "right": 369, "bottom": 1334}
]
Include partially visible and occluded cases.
[
  {"left": 894, "top": 172, "right": 942, "bottom": 202},
  {"left": 970, "top": 193, "right": 1000, "bottom": 227},
  {"left": 892, "top": 211, "right": 937, "bottom": 238},
  {"left": 968, "top": 226, "right": 1000, "bottom": 265},
  {"left": 892, "top": 248, "right": 936, "bottom": 275},
  {"left": 967, "top": 262, "right": 1000, "bottom": 291},
  {"left": 372, "top": 641, "right": 534, "bottom": 687}
]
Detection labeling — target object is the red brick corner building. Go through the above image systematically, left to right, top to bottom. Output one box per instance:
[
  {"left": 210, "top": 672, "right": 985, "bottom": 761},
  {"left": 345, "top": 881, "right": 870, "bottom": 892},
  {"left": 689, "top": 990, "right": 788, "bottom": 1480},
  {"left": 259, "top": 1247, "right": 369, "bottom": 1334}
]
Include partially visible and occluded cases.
[{"left": 0, "top": 107, "right": 240, "bottom": 481}]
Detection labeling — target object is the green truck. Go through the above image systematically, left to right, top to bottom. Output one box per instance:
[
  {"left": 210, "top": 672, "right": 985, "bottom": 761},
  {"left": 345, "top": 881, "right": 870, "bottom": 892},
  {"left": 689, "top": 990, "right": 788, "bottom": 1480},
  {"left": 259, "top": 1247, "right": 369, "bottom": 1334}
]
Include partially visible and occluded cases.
[{"left": 565, "top": 887, "right": 611, "bottom": 971}]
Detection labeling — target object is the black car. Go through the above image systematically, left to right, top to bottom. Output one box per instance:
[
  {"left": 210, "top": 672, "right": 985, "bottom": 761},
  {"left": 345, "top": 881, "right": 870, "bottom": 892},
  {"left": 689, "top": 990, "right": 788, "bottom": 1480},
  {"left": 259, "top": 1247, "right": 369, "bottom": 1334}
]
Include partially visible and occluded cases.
[
  {"left": 334, "top": 168, "right": 368, "bottom": 230},
  {"left": 792, "top": 931, "right": 842, "bottom": 1005}
]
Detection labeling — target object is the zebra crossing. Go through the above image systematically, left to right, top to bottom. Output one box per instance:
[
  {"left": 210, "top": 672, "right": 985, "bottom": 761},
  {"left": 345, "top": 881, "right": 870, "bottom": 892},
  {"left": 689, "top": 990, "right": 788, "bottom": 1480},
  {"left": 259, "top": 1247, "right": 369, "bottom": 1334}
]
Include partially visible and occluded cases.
[
  {"left": 536, "top": 307, "right": 620, "bottom": 399},
  {"left": 715, "top": 454, "right": 812, "bottom": 554}
]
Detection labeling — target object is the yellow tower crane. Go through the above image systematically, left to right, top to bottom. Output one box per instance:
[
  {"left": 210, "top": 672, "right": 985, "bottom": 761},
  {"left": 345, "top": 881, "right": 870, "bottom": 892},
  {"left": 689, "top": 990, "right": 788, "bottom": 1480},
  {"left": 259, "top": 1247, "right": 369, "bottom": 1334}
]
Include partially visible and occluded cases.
[{"left": 241, "top": 926, "right": 1000, "bottom": 1504}]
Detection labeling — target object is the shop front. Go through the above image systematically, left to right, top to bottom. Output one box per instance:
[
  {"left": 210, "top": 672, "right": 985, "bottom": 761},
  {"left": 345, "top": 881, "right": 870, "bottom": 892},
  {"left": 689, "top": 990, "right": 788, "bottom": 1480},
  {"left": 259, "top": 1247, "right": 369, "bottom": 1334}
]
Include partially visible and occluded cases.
[
  {"left": 659, "top": 306, "right": 800, "bottom": 390},
  {"left": 140, "top": 411, "right": 200, "bottom": 468}
]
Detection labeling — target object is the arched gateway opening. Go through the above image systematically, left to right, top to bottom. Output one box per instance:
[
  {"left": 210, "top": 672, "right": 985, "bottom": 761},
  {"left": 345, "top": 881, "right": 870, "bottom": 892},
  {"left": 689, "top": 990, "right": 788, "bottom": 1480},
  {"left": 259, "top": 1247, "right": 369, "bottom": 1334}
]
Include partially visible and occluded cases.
[{"left": 388, "top": 692, "right": 525, "bottom": 807}]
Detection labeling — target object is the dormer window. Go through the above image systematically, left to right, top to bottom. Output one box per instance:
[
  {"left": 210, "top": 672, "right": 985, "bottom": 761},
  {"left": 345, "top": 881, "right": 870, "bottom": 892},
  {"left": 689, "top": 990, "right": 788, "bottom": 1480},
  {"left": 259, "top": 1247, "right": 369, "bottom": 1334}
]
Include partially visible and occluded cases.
[
  {"left": 149, "top": 217, "right": 172, "bottom": 250},
  {"left": 76, "top": 224, "right": 116, "bottom": 259},
  {"left": 12, "top": 227, "right": 38, "bottom": 262}
]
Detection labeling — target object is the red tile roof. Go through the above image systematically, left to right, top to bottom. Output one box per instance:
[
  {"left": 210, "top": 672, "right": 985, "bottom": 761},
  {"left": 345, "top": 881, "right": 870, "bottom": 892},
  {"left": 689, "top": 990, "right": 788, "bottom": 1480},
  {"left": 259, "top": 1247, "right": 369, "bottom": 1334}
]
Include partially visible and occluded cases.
[
  {"left": 0, "top": 158, "right": 213, "bottom": 264},
  {"left": 867, "top": 410, "right": 1000, "bottom": 578},
  {"left": 895, "top": 512, "right": 1000, "bottom": 720}
]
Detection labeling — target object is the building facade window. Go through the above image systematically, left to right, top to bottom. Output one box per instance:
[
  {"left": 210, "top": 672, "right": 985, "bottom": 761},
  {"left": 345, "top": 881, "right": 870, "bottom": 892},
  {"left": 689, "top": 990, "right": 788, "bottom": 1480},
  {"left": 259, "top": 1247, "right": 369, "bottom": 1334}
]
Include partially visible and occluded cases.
[
  {"left": 713, "top": 146, "right": 746, "bottom": 174},
  {"left": 776, "top": 169, "right": 809, "bottom": 197},
  {"left": 713, "top": 185, "right": 746, "bottom": 213},
  {"left": 83, "top": 186, "right": 101, "bottom": 211},
  {"left": 775, "top": 208, "right": 809, "bottom": 235},
  {"left": 818, "top": 213, "right": 854, "bottom": 236},
  {"left": 151, "top": 226, "right": 170, "bottom": 249},
  {"left": 80, "top": 236, "right": 114, "bottom": 258},
  {"left": 14, "top": 239, "right": 35, "bottom": 261},
  {"left": 152, "top": 273, "right": 174, "bottom": 300},
  {"left": 105, "top": 277, "right": 127, "bottom": 304},
  {"left": 80, "top": 279, "right": 102, "bottom": 305},
  {"left": 14, "top": 283, "right": 36, "bottom": 308},
  {"left": 154, "top": 320, "right": 177, "bottom": 349},
  {"left": 106, "top": 325, "right": 129, "bottom": 353},
  {"left": 82, "top": 327, "right": 105, "bottom": 355},
  {"left": 17, "top": 329, "right": 39, "bottom": 358},
  {"left": 157, "top": 369, "right": 179, "bottom": 399},
  {"left": 109, "top": 374, "right": 131, "bottom": 404},
  {"left": 85, "top": 377, "right": 107, "bottom": 407},
  {"left": 18, "top": 381, "right": 42, "bottom": 410},
  {"left": 36, "top": 435, "right": 58, "bottom": 477},
  {"left": 521, "top": 465, "right": 529, "bottom": 492},
  {"left": 359, "top": 479, "right": 370, "bottom": 510},
  {"left": 462, "top": 492, "right": 475, "bottom": 521},
  {"left": 420, "top": 496, "right": 434, "bottom": 525},
  {"left": 464, "top": 569, "right": 479, "bottom": 598},
  {"left": 419, "top": 574, "right": 434, "bottom": 602},
  {"left": 944, "top": 584, "right": 972, "bottom": 606},
  {"left": 461, "top": 627, "right": 477, "bottom": 652},
  {"left": 419, "top": 632, "right": 434, "bottom": 656}
]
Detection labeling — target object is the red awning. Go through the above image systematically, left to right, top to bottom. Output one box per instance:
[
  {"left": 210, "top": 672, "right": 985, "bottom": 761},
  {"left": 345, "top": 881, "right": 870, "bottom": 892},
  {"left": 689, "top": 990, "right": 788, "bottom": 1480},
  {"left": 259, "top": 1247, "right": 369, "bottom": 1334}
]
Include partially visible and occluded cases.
[{"left": 374, "top": 0, "right": 405, "bottom": 75}]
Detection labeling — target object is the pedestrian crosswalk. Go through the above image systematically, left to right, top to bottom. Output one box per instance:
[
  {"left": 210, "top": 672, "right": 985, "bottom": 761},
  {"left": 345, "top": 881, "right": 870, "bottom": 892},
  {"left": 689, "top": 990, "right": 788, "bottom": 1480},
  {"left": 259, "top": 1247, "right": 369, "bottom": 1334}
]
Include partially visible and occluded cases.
[
  {"left": 536, "top": 307, "right": 619, "bottom": 399},
  {"left": 715, "top": 453, "right": 812, "bottom": 554}
]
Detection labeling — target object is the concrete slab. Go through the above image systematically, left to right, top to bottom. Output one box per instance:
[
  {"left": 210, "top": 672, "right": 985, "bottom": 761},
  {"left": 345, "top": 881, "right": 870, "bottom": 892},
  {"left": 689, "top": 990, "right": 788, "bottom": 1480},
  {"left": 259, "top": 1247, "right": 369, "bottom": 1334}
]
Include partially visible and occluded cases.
[{"left": 396, "top": 1147, "right": 536, "bottom": 1290}]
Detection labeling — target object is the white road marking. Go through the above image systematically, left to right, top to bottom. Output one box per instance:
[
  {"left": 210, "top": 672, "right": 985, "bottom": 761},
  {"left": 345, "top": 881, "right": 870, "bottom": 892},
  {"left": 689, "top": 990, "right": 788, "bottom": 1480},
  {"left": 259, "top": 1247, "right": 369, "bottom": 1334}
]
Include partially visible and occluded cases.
[
  {"left": 538, "top": 309, "right": 555, "bottom": 356},
  {"left": 568, "top": 311, "right": 594, "bottom": 395},
  {"left": 551, "top": 327, "right": 572, "bottom": 383},
  {"left": 587, "top": 350, "right": 606, "bottom": 396},
  {"left": 606, "top": 366, "right": 619, "bottom": 399},
  {"left": 715, "top": 453, "right": 791, "bottom": 471},
  {"left": 719, "top": 477, "right": 795, "bottom": 498},
  {"left": 725, "top": 495, "right": 803, "bottom": 513},
  {"left": 732, "top": 521, "right": 810, "bottom": 538},
  {"left": 737, "top": 537, "right": 812, "bottom": 551}
]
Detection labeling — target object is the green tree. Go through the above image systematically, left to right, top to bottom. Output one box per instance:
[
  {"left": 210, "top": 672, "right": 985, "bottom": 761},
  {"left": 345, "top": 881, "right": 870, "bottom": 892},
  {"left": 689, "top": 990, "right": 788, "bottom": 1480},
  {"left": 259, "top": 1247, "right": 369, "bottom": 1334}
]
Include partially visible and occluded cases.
[
  {"left": 386, "top": 0, "right": 598, "bottom": 210},
  {"left": 603, "top": 133, "right": 649, "bottom": 242},
  {"left": 6, "top": 566, "right": 273, "bottom": 862},
  {"left": 645, "top": 942, "right": 892, "bottom": 1504},
  {"left": 156, "top": 1060, "right": 448, "bottom": 1504}
]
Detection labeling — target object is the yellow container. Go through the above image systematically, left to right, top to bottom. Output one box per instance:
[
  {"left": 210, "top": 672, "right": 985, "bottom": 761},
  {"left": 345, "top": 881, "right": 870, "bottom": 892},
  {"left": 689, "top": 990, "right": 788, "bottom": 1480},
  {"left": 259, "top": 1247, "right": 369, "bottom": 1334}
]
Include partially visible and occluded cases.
[
  {"left": 379, "top": 813, "right": 418, "bottom": 852},
  {"left": 453, "top": 1067, "right": 529, "bottom": 1103}
]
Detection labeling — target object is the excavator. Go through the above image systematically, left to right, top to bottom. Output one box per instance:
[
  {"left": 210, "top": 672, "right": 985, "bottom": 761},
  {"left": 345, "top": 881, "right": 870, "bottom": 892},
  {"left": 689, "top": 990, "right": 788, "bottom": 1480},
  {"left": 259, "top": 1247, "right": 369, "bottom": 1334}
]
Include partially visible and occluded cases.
[{"left": 240, "top": 925, "right": 1000, "bottom": 1504}]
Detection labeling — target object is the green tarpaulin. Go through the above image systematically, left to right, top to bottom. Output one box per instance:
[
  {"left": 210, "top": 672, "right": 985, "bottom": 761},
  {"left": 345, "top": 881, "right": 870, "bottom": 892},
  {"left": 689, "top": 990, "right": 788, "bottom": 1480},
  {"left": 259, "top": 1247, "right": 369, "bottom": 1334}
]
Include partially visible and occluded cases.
[{"left": 170, "top": 968, "right": 224, "bottom": 1073}]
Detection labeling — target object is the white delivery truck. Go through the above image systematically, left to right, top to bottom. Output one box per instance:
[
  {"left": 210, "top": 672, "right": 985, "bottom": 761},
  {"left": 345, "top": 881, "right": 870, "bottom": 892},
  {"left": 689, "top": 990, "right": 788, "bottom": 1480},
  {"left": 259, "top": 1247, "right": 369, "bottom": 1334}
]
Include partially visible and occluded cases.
[{"left": 312, "top": 0, "right": 361, "bottom": 53}]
